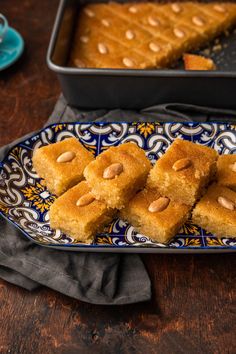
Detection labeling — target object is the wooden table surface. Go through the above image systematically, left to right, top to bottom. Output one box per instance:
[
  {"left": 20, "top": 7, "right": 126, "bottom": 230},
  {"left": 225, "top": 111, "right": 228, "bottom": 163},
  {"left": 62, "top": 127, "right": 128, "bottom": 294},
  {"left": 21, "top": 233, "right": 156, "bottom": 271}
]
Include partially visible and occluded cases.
[{"left": 0, "top": 1, "right": 235, "bottom": 353}]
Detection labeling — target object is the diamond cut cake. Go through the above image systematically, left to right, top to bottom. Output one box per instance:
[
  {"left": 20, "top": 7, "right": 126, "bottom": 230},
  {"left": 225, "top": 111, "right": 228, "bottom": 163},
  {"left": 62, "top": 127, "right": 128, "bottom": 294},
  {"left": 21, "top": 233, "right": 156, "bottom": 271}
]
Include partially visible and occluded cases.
[{"left": 70, "top": 2, "right": 236, "bottom": 69}]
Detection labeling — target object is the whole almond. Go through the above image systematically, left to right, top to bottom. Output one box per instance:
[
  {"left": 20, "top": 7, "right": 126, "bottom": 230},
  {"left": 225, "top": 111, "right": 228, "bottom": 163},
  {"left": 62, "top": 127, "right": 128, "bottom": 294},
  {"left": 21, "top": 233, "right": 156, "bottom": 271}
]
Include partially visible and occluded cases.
[
  {"left": 171, "top": 3, "right": 181, "bottom": 13},
  {"left": 214, "top": 5, "right": 226, "bottom": 13},
  {"left": 129, "top": 6, "right": 137, "bottom": 13},
  {"left": 84, "top": 8, "right": 95, "bottom": 17},
  {"left": 148, "top": 16, "right": 159, "bottom": 27},
  {"left": 192, "top": 16, "right": 205, "bottom": 27},
  {"left": 101, "top": 19, "right": 110, "bottom": 27},
  {"left": 173, "top": 28, "right": 185, "bottom": 38},
  {"left": 126, "top": 30, "right": 135, "bottom": 40},
  {"left": 80, "top": 36, "right": 89, "bottom": 43},
  {"left": 149, "top": 42, "right": 160, "bottom": 53},
  {"left": 97, "top": 43, "right": 108, "bottom": 54},
  {"left": 122, "top": 57, "right": 134, "bottom": 67},
  {"left": 74, "top": 59, "right": 85, "bottom": 68},
  {"left": 56, "top": 151, "right": 76, "bottom": 163},
  {"left": 172, "top": 158, "right": 192, "bottom": 171},
  {"left": 230, "top": 162, "right": 236, "bottom": 172},
  {"left": 103, "top": 163, "right": 123, "bottom": 179},
  {"left": 76, "top": 193, "right": 95, "bottom": 207},
  {"left": 217, "top": 196, "right": 235, "bottom": 211},
  {"left": 148, "top": 197, "right": 170, "bottom": 213}
]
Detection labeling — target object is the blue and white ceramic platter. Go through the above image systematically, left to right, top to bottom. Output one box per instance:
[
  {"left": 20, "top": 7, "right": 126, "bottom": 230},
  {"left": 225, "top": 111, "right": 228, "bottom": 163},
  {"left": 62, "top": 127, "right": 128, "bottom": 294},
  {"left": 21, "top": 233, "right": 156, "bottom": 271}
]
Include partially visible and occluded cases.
[{"left": 0, "top": 122, "right": 236, "bottom": 253}]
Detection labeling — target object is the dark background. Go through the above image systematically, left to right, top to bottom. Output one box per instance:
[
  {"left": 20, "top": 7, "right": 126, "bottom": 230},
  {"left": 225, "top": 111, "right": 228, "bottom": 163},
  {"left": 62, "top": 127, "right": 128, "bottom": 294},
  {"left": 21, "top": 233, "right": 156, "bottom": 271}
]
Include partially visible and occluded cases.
[{"left": 0, "top": 1, "right": 235, "bottom": 353}]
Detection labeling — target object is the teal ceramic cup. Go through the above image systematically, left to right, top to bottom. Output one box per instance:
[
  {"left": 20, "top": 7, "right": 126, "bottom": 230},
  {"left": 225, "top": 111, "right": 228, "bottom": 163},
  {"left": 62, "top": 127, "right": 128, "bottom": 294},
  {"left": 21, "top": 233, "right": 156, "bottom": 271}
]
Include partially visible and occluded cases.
[{"left": 0, "top": 14, "right": 8, "bottom": 43}]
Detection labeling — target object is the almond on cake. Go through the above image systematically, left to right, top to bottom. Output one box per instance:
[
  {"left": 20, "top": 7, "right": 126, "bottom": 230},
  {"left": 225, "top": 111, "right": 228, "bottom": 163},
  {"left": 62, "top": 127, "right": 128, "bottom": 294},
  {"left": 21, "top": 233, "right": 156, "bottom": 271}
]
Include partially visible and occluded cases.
[
  {"left": 32, "top": 137, "right": 94, "bottom": 196},
  {"left": 147, "top": 139, "right": 218, "bottom": 206},
  {"left": 84, "top": 142, "right": 151, "bottom": 209},
  {"left": 49, "top": 181, "right": 116, "bottom": 242},
  {"left": 192, "top": 183, "right": 236, "bottom": 238},
  {"left": 120, "top": 187, "right": 191, "bottom": 243}
]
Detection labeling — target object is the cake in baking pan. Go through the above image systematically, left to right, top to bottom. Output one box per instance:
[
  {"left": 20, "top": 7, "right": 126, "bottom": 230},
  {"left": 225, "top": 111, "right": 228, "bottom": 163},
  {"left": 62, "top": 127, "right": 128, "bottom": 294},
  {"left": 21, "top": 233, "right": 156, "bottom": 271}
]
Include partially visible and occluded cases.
[{"left": 70, "top": 2, "right": 236, "bottom": 69}]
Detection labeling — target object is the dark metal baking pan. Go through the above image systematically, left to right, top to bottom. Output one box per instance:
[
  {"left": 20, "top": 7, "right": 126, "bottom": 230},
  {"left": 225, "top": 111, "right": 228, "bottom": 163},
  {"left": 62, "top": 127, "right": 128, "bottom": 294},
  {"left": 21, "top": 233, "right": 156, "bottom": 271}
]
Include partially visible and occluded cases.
[{"left": 47, "top": 0, "right": 236, "bottom": 109}]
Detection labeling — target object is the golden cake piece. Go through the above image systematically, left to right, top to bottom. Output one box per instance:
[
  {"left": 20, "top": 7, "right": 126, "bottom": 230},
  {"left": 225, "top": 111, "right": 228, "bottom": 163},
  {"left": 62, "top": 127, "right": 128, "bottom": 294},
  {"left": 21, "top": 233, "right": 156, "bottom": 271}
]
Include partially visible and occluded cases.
[
  {"left": 70, "top": 2, "right": 236, "bottom": 69},
  {"left": 197, "top": 3, "right": 236, "bottom": 33},
  {"left": 183, "top": 53, "right": 216, "bottom": 70},
  {"left": 32, "top": 137, "right": 94, "bottom": 196},
  {"left": 147, "top": 139, "right": 218, "bottom": 206},
  {"left": 84, "top": 142, "right": 151, "bottom": 209},
  {"left": 217, "top": 154, "right": 236, "bottom": 191},
  {"left": 49, "top": 181, "right": 116, "bottom": 242},
  {"left": 192, "top": 183, "right": 236, "bottom": 238},
  {"left": 120, "top": 187, "right": 191, "bottom": 243}
]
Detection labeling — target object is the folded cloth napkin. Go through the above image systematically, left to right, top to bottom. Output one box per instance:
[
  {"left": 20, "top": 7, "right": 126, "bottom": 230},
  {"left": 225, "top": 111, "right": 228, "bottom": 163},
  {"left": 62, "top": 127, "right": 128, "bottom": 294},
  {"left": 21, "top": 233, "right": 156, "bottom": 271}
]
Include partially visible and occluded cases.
[{"left": 1, "top": 95, "right": 236, "bottom": 305}]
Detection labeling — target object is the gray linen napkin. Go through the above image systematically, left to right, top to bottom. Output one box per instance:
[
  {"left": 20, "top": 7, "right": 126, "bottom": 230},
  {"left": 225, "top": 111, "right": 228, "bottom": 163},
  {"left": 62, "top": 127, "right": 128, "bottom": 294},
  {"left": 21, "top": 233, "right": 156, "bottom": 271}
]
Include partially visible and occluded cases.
[{"left": 1, "top": 95, "right": 236, "bottom": 304}]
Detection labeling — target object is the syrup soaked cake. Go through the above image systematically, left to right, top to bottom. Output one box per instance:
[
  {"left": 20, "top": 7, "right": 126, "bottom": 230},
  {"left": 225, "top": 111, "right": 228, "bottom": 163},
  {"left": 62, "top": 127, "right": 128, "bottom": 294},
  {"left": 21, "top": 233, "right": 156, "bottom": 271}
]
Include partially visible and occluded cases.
[
  {"left": 70, "top": 2, "right": 236, "bottom": 69},
  {"left": 33, "top": 137, "right": 94, "bottom": 196},
  {"left": 147, "top": 139, "right": 218, "bottom": 206},
  {"left": 84, "top": 142, "right": 151, "bottom": 209},
  {"left": 217, "top": 154, "right": 236, "bottom": 191},
  {"left": 49, "top": 181, "right": 116, "bottom": 242},
  {"left": 192, "top": 183, "right": 236, "bottom": 238},
  {"left": 120, "top": 187, "right": 191, "bottom": 243}
]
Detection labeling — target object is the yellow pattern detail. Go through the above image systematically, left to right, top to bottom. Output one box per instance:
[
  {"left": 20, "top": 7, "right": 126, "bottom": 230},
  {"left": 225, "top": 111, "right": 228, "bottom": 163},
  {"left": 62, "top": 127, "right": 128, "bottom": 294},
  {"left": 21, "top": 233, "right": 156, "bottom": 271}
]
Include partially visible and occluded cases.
[
  {"left": 137, "top": 123, "right": 155, "bottom": 138},
  {"left": 54, "top": 124, "right": 67, "bottom": 132},
  {"left": 83, "top": 144, "right": 96, "bottom": 156},
  {"left": 10, "top": 146, "right": 22, "bottom": 160},
  {"left": 21, "top": 182, "right": 55, "bottom": 213},
  {"left": 0, "top": 202, "right": 9, "bottom": 215},
  {"left": 180, "top": 220, "right": 200, "bottom": 235},
  {"left": 96, "top": 236, "right": 113, "bottom": 245},
  {"left": 206, "top": 237, "right": 225, "bottom": 246},
  {"left": 184, "top": 238, "right": 201, "bottom": 247}
]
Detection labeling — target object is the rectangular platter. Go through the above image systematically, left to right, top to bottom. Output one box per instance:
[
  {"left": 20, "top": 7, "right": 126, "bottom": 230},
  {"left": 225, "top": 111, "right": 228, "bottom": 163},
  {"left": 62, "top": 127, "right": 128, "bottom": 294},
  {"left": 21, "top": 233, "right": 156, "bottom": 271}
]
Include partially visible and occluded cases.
[{"left": 0, "top": 122, "right": 236, "bottom": 253}]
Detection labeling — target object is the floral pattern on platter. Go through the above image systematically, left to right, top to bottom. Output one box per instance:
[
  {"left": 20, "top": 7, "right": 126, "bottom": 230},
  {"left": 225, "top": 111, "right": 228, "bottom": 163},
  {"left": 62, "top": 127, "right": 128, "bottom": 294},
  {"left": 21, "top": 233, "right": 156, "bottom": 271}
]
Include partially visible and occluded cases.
[{"left": 0, "top": 122, "right": 235, "bottom": 251}]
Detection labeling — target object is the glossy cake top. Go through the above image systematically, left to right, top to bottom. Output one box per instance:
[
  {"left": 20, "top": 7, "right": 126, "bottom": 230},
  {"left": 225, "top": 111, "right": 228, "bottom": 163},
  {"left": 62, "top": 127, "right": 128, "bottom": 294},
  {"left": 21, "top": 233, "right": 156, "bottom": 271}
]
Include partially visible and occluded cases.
[{"left": 70, "top": 2, "right": 236, "bottom": 69}]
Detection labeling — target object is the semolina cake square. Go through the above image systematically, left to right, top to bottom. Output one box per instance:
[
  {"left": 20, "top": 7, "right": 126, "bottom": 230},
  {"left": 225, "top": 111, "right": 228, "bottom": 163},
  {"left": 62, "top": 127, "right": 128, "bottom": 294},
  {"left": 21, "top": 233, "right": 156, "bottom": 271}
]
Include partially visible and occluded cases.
[
  {"left": 32, "top": 137, "right": 94, "bottom": 196},
  {"left": 147, "top": 139, "right": 218, "bottom": 206},
  {"left": 84, "top": 142, "right": 151, "bottom": 209},
  {"left": 217, "top": 154, "right": 236, "bottom": 191},
  {"left": 49, "top": 181, "right": 116, "bottom": 243},
  {"left": 192, "top": 183, "right": 236, "bottom": 238},
  {"left": 120, "top": 187, "right": 191, "bottom": 244}
]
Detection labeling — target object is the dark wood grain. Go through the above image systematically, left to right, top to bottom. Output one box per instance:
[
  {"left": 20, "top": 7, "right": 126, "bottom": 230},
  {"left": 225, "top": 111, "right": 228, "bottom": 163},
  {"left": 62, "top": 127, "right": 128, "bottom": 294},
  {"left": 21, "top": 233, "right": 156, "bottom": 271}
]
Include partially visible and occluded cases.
[
  {"left": 0, "top": 0, "right": 60, "bottom": 147},
  {"left": 0, "top": 1, "right": 236, "bottom": 353}
]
